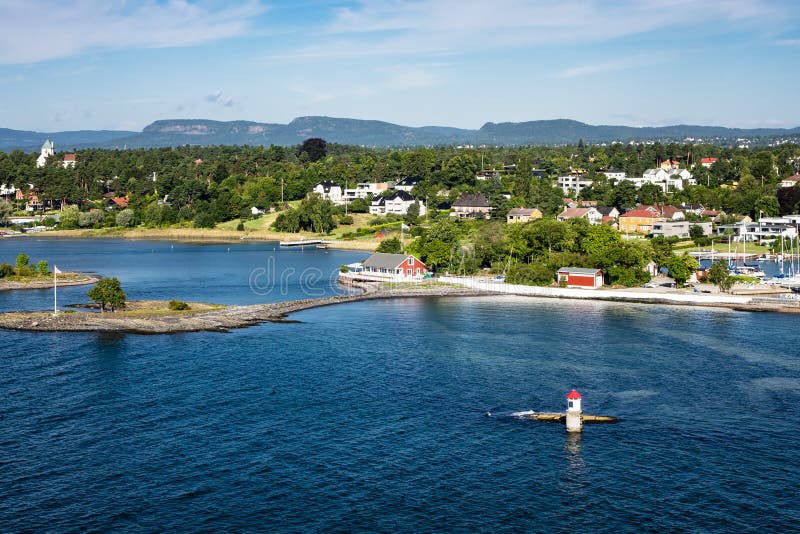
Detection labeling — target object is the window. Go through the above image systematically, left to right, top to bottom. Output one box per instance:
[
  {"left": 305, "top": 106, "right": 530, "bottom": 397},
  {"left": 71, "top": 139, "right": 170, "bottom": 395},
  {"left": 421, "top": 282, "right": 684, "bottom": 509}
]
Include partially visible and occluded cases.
[
  {"left": 409, "top": 257, "right": 414, "bottom": 266},
  {"left": 407, "top": 269, "right": 412, "bottom": 276},
  {"left": 568, "top": 401, "right": 574, "bottom": 408}
]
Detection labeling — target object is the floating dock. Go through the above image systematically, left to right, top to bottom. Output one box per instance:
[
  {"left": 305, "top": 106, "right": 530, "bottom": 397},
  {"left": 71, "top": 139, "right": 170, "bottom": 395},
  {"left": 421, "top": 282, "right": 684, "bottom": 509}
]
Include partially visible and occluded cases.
[{"left": 279, "top": 239, "right": 330, "bottom": 247}]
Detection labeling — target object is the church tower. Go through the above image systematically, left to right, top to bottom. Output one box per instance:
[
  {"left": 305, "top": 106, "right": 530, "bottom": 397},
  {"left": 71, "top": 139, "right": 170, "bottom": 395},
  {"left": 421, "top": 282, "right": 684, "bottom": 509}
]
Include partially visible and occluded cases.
[{"left": 36, "top": 139, "right": 54, "bottom": 168}]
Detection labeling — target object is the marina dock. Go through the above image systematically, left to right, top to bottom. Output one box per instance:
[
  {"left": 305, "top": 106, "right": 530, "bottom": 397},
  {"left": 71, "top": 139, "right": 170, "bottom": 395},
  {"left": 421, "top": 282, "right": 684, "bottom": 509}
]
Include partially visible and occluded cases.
[{"left": 279, "top": 239, "right": 331, "bottom": 247}]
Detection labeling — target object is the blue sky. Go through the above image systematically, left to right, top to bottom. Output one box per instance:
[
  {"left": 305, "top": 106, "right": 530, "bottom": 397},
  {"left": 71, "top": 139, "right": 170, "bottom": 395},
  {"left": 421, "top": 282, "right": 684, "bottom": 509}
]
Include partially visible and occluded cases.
[{"left": 1, "top": 0, "right": 799, "bottom": 132}]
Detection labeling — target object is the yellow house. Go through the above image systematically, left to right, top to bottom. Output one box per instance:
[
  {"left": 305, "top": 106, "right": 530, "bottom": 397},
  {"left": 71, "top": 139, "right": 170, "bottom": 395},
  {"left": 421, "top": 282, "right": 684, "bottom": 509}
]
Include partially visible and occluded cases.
[
  {"left": 507, "top": 207, "right": 542, "bottom": 224},
  {"left": 619, "top": 208, "right": 664, "bottom": 234}
]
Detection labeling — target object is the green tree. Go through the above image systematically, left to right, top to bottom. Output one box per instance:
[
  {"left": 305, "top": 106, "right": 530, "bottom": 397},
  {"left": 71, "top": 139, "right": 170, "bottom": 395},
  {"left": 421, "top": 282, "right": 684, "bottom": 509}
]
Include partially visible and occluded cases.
[
  {"left": 297, "top": 138, "right": 327, "bottom": 162},
  {"left": 0, "top": 201, "right": 12, "bottom": 226},
  {"left": 404, "top": 201, "right": 421, "bottom": 224},
  {"left": 689, "top": 224, "right": 705, "bottom": 243},
  {"left": 376, "top": 236, "right": 403, "bottom": 254},
  {"left": 15, "top": 253, "right": 29, "bottom": 270},
  {"left": 666, "top": 254, "right": 699, "bottom": 286},
  {"left": 707, "top": 259, "right": 732, "bottom": 292},
  {"left": 37, "top": 260, "right": 48, "bottom": 275},
  {"left": 87, "top": 277, "right": 126, "bottom": 312}
]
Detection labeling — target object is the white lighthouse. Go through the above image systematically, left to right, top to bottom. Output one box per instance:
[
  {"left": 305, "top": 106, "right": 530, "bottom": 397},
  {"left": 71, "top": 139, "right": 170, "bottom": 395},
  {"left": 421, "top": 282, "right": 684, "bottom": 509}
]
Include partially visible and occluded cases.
[{"left": 566, "top": 389, "right": 583, "bottom": 433}]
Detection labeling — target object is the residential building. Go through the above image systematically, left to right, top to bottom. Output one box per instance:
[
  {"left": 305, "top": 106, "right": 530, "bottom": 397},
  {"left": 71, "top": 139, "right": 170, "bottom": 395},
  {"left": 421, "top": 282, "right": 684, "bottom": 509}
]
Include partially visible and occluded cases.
[
  {"left": 36, "top": 139, "right": 54, "bottom": 168},
  {"left": 62, "top": 154, "right": 77, "bottom": 168},
  {"left": 700, "top": 157, "right": 718, "bottom": 168},
  {"left": 601, "top": 169, "right": 626, "bottom": 180},
  {"left": 476, "top": 170, "right": 499, "bottom": 181},
  {"left": 558, "top": 174, "right": 593, "bottom": 195},
  {"left": 779, "top": 174, "right": 800, "bottom": 188},
  {"left": 393, "top": 176, "right": 422, "bottom": 191},
  {"left": 310, "top": 181, "right": 343, "bottom": 203},
  {"left": 343, "top": 182, "right": 389, "bottom": 203},
  {"left": 0, "top": 184, "right": 16, "bottom": 198},
  {"left": 369, "top": 191, "right": 426, "bottom": 216},
  {"left": 451, "top": 193, "right": 491, "bottom": 219},
  {"left": 596, "top": 206, "right": 620, "bottom": 219},
  {"left": 557, "top": 207, "right": 602, "bottom": 225},
  {"left": 506, "top": 208, "right": 542, "bottom": 224},
  {"left": 619, "top": 208, "right": 665, "bottom": 234},
  {"left": 715, "top": 216, "right": 800, "bottom": 242},
  {"left": 651, "top": 221, "right": 712, "bottom": 239},
  {"left": 359, "top": 253, "right": 428, "bottom": 281},
  {"left": 557, "top": 267, "right": 603, "bottom": 289}
]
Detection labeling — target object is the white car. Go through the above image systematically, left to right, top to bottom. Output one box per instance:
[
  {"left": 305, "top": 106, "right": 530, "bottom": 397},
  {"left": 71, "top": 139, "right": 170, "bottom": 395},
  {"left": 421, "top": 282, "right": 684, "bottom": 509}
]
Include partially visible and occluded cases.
[{"left": 643, "top": 282, "right": 658, "bottom": 288}]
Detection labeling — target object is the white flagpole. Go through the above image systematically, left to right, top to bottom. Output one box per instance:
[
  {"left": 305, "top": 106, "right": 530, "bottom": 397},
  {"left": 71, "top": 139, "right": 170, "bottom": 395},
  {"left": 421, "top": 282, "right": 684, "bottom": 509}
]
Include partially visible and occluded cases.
[{"left": 53, "top": 266, "right": 57, "bottom": 316}]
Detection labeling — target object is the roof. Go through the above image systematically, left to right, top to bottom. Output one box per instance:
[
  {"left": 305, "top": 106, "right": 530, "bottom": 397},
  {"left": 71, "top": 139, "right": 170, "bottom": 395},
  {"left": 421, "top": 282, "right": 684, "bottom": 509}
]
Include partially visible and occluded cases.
[
  {"left": 42, "top": 139, "right": 53, "bottom": 150},
  {"left": 63, "top": 153, "right": 77, "bottom": 161},
  {"left": 701, "top": 157, "right": 718, "bottom": 163},
  {"left": 783, "top": 174, "right": 800, "bottom": 182},
  {"left": 396, "top": 176, "right": 421, "bottom": 186},
  {"left": 313, "top": 181, "right": 341, "bottom": 192},
  {"left": 386, "top": 190, "right": 415, "bottom": 202},
  {"left": 452, "top": 193, "right": 490, "bottom": 207},
  {"left": 111, "top": 197, "right": 128, "bottom": 208},
  {"left": 660, "top": 205, "right": 684, "bottom": 219},
  {"left": 596, "top": 206, "right": 617, "bottom": 216},
  {"left": 558, "top": 207, "right": 595, "bottom": 219},
  {"left": 508, "top": 208, "right": 539, "bottom": 216},
  {"left": 621, "top": 208, "right": 658, "bottom": 218},
  {"left": 362, "top": 253, "right": 423, "bottom": 270},
  {"left": 558, "top": 267, "right": 601, "bottom": 275},
  {"left": 566, "top": 389, "right": 582, "bottom": 400}
]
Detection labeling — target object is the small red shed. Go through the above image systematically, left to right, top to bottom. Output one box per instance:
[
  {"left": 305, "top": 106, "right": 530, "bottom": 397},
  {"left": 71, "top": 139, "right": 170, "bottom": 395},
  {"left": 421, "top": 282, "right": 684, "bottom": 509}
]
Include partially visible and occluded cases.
[{"left": 557, "top": 267, "right": 603, "bottom": 289}]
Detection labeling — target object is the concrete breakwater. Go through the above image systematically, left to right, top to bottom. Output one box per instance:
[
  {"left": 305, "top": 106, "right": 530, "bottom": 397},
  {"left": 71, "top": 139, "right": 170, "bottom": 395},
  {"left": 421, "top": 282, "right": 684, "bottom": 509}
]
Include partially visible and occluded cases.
[{"left": 0, "top": 283, "right": 495, "bottom": 334}]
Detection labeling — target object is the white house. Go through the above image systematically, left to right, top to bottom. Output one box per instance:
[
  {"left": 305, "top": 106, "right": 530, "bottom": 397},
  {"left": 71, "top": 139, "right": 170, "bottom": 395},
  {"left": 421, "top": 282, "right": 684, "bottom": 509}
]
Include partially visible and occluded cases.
[
  {"left": 36, "top": 139, "right": 54, "bottom": 168},
  {"left": 62, "top": 153, "right": 77, "bottom": 168},
  {"left": 640, "top": 168, "right": 695, "bottom": 191},
  {"left": 601, "top": 169, "right": 626, "bottom": 180},
  {"left": 779, "top": 174, "right": 800, "bottom": 188},
  {"left": 557, "top": 175, "right": 594, "bottom": 195},
  {"left": 394, "top": 176, "right": 422, "bottom": 191},
  {"left": 310, "top": 181, "right": 343, "bottom": 203},
  {"left": 343, "top": 182, "right": 389, "bottom": 203},
  {"left": 0, "top": 183, "right": 17, "bottom": 197},
  {"left": 370, "top": 191, "right": 426, "bottom": 216},
  {"left": 556, "top": 207, "right": 603, "bottom": 225}
]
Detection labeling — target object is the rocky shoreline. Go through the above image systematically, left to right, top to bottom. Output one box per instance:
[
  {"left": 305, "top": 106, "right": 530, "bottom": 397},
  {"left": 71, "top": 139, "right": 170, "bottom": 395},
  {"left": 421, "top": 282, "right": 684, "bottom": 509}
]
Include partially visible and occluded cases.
[
  {"left": 0, "top": 274, "right": 99, "bottom": 291},
  {"left": 0, "top": 283, "right": 495, "bottom": 334}
]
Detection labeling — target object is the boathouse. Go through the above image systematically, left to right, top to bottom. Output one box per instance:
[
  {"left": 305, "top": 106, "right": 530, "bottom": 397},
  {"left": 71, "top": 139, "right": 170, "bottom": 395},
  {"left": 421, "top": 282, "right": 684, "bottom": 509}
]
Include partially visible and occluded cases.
[{"left": 557, "top": 267, "right": 603, "bottom": 289}]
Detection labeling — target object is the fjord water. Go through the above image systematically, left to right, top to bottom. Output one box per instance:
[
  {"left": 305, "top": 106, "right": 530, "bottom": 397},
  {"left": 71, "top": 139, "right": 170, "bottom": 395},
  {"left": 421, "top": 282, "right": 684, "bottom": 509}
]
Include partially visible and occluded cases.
[{"left": 1, "top": 240, "right": 798, "bottom": 531}]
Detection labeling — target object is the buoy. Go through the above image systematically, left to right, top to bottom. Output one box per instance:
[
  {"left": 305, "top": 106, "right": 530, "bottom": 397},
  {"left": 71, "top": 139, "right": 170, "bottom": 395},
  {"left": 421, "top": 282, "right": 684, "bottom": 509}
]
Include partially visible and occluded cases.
[{"left": 566, "top": 389, "right": 583, "bottom": 433}]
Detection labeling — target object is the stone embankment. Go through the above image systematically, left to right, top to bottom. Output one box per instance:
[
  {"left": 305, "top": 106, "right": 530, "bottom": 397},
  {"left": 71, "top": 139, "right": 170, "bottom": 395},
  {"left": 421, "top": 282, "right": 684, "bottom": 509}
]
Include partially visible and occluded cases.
[{"left": 0, "top": 282, "right": 494, "bottom": 334}]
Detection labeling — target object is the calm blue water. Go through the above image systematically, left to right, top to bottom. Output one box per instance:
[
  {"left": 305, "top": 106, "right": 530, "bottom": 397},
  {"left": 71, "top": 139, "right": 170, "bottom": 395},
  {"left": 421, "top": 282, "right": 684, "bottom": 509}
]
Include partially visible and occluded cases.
[{"left": 1, "top": 239, "right": 798, "bottom": 532}]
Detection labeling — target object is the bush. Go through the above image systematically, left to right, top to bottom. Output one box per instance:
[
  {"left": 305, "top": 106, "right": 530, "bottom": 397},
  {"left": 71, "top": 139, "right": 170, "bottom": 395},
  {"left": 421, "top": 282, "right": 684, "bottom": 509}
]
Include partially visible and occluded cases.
[
  {"left": 59, "top": 206, "right": 80, "bottom": 229},
  {"left": 116, "top": 208, "right": 135, "bottom": 227},
  {"left": 78, "top": 210, "right": 105, "bottom": 228},
  {"left": 193, "top": 212, "right": 217, "bottom": 228},
  {"left": 339, "top": 215, "right": 354, "bottom": 225},
  {"left": 41, "top": 217, "right": 57, "bottom": 227},
  {"left": 236, "top": 222, "right": 245, "bottom": 231},
  {"left": 37, "top": 260, "right": 48, "bottom": 275},
  {"left": 0, "top": 263, "right": 15, "bottom": 277},
  {"left": 339, "top": 265, "right": 349, "bottom": 273},
  {"left": 168, "top": 299, "right": 190, "bottom": 311}
]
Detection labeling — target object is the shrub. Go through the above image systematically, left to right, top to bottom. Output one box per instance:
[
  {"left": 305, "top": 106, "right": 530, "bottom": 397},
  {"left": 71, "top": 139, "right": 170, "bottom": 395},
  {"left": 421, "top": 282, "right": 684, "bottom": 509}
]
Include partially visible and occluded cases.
[
  {"left": 116, "top": 208, "right": 135, "bottom": 227},
  {"left": 193, "top": 212, "right": 217, "bottom": 228},
  {"left": 339, "top": 215, "right": 354, "bottom": 225},
  {"left": 236, "top": 222, "right": 245, "bottom": 231},
  {"left": 37, "top": 260, "right": 48, "bottom": 275},
  {"left": 0, "top": 263, "right": 15, "bottom": 277},
  {"left": 339, "top": 265, "right": 349, "bottom": 273},
  {"left": 168, "top": 299, "right": 190, "bottom": 311}
]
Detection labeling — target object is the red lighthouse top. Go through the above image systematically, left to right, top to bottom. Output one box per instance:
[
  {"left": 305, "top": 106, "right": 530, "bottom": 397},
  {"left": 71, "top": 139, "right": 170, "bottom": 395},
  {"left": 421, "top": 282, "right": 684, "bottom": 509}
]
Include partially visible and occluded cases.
[{"left": 566, "top": 389, "right": 582, "bottom": 400}]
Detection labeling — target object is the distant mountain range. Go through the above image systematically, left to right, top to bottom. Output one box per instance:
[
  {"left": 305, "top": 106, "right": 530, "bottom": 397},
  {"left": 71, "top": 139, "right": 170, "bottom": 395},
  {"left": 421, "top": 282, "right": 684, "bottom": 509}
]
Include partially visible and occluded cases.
[{"left": 3, "top": 117, "right": 800, "bottom": 152}]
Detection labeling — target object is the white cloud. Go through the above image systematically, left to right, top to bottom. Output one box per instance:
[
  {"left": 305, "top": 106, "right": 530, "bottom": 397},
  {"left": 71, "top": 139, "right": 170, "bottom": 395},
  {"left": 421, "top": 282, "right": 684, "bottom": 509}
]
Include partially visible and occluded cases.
[
  {"left": 0, "top": 0, "right": 266, "bottom": 64},
  {"left": 270, "top": 0, "right": 790, "bottom": 62},
  {"left": 555, "top": 55, "right": 663, "bottom": 79},
  {"left": 205, "top": 91, "right": 237, "bottom": 108}
]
